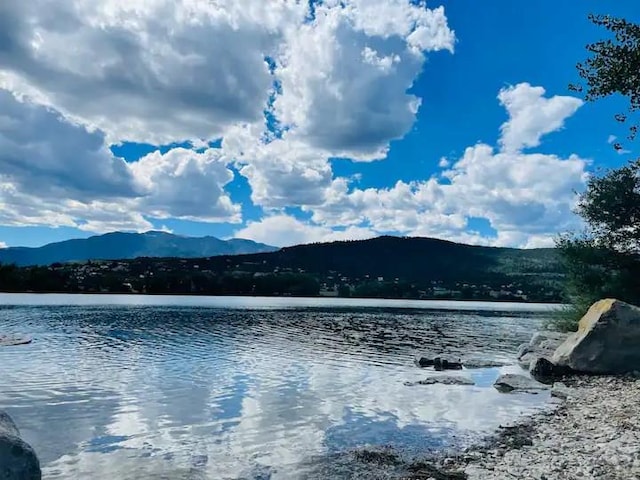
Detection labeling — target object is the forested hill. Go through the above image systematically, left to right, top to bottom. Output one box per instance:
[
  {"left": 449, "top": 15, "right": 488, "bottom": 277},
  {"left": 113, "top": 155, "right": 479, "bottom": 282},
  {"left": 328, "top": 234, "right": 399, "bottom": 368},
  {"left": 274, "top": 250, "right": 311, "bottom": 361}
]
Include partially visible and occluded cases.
[
  {"left": 0, "top": 235, "right": 564, "bottom": 301},
  {"left": 228, "top": 236, "right": 560, "bottom": 284}
]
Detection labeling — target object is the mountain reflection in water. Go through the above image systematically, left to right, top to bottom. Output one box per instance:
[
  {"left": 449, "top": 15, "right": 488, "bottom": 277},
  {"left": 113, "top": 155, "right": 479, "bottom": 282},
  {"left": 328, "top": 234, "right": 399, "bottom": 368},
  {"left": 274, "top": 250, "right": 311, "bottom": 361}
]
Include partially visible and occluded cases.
[{"left": 0, "top": 296, "right": 555, "bottom": 479}]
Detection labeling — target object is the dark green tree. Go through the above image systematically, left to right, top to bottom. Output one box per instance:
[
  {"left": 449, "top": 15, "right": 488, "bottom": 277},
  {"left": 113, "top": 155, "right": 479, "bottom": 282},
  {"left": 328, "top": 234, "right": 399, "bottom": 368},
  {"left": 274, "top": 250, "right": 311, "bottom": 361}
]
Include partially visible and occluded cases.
[
  {"left": 570, "top": 14, "right": 640, "bottom": 149},
  {"left": 554, "top": 15, "right": 640, "bottom": 329},
  {"left": 557, "top": 161, "right": 640, "bottom": 305}
]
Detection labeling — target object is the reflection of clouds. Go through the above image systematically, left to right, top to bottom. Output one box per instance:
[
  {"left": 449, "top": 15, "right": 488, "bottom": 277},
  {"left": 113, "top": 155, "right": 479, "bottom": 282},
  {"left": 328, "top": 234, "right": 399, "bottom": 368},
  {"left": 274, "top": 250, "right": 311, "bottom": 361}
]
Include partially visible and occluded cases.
[
  {"left": 0, "top": 303, "right": 552, "bottom": 479},
  {"left": 233, "top": 346, "right": 543, "bottom": 441}
]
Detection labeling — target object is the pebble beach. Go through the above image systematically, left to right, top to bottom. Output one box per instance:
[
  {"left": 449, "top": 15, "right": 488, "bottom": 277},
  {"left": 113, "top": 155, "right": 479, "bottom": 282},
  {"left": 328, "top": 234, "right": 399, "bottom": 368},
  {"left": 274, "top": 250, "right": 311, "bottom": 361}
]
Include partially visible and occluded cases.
[{"left": 454, "top": 376, "right": 640, "bottom": 480}]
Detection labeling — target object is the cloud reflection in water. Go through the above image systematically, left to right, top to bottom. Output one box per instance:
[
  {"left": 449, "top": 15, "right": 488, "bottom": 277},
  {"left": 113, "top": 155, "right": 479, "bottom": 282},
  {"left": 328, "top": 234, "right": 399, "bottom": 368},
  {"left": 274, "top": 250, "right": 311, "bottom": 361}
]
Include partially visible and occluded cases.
[{"left": 0, "top": 299, "right": 552, "bottom": 479}]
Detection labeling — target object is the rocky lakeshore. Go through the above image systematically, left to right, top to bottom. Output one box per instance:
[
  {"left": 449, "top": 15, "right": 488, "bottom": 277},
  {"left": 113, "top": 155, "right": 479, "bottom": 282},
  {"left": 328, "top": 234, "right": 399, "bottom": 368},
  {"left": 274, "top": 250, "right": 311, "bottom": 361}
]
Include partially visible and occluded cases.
[
  {"left": 397, "top": 299, "right": 640, "bottom": 480},
  {"left": 310, "top": 374, "right": 640, "bottom": 480},
  {"left": 450, "top": 375, "right": 640, "bottom": 479}
]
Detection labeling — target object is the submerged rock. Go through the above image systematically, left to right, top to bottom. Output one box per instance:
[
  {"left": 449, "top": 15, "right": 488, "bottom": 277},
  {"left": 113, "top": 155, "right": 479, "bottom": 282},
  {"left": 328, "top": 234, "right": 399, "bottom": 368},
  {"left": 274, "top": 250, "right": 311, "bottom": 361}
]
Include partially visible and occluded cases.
[
  {"left": 553, "top": 299, "right": 640, "bottom": 374},
  {"left": 0, "top": 335, "right": 32, "bottom": 347},
  {"left": 415, "top": 356, "right": 463, "bottom": 370},
  {"left": 462, "top": 358, "right": 509, "bottom": 369},
  {"left": 493, "top": 374, "right": 549, "bottom": 394},
  {"left": 405, "top": 376, "right": 475, "bottom": 387},
  {"left": 0, "top": 411, "right": 41, "bottom": 480},
  {"left": 352, "top": 448, "right": 401, "bottom": 466}
]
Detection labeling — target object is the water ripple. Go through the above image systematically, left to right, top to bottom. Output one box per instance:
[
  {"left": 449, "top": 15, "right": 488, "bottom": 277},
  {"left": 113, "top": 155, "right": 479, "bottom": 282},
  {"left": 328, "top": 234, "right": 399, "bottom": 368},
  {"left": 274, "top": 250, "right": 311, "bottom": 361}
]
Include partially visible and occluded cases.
[{"left": 0, "top": 298, "right": 553, "bottom": 479}]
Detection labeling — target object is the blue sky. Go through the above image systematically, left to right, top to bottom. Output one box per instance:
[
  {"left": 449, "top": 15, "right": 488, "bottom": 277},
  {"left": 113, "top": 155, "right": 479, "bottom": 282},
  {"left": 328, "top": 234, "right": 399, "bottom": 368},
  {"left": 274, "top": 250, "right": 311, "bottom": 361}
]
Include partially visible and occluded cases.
[{"left": 0, "top": 0, "right": 637, "bottom": 248}]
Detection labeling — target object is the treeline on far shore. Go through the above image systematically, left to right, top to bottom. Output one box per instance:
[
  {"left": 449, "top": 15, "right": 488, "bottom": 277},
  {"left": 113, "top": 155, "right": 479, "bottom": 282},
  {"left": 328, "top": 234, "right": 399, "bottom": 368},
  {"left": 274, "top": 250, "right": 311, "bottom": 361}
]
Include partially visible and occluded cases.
[{"left": 0, "top": 261, "right": 563, "bottom": 302}]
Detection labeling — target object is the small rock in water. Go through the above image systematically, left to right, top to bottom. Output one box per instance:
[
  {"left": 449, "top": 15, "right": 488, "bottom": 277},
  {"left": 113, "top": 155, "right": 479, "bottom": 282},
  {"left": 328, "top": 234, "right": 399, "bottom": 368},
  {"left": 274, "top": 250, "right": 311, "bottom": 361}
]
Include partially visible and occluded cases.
[
  {"left": 529, "top": 331, "right": 568, "bottom": 350},
  {"left": 0, "top": 335, "right": 32, "bottom": 347},
  {"left": 415, "top": 356, "right": 463, "bottom": 370},
  {"left": 415, "top": 356, "right": 436, "bottom": 367},
  {"left": 433, "top": 357, "right": 463, "bottom": 371},
  {"left": 463, "top": 358, "right": 508, "bottom": 369},
  {"left": 493, "top": 374, "right": 549, "bottom": 394},
  {"left": 405, "top": 376, "right": 475, "bottom": 387},
  {"left": 0, "top": 411, "right": 20, "bottom": 437}
]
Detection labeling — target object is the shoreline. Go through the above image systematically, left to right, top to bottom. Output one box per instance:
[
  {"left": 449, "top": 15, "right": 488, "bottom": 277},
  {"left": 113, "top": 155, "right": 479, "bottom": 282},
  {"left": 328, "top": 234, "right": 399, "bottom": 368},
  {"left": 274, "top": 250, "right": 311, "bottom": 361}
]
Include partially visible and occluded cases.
[
  {"left": 0, "top": 290, "right": 563, "bottom": 304},
  {"left": 0, "top": 293, "right": 563, "bottom": 311},
  {"left": 351, "top": 374, "right": 640, "bottom": 479},
  {"left": 431, "top": 375, "right": 640, "bottom": 479}
]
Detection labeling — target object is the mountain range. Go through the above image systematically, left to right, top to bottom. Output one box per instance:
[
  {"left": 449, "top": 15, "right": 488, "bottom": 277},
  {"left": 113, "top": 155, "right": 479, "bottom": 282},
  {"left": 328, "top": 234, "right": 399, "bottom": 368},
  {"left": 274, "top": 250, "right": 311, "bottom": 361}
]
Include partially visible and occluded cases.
[{"left": 0, "top": 231, "right": 278, "bottom": 266}]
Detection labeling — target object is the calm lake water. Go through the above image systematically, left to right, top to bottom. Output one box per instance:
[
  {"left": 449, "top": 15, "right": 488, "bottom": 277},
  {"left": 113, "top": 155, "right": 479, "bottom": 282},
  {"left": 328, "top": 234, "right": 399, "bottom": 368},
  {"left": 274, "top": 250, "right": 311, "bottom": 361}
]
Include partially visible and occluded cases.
[{"left": 0, "top": 295, "right": 558, "bottom": 479}]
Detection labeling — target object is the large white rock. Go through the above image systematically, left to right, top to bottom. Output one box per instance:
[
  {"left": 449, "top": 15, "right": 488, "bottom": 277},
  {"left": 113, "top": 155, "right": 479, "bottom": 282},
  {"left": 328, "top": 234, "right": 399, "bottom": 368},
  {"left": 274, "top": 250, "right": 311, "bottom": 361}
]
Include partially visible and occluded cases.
[{"left": 553, "top": 299, "right": 640, "bottom": 374}]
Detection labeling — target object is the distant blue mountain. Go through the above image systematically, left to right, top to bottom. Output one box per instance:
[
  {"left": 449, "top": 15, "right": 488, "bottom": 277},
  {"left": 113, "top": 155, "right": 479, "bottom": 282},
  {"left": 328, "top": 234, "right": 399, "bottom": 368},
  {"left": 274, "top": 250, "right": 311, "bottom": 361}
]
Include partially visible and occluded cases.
[{"left": 0, "top": 231, "right": 278, "bottom": 266}]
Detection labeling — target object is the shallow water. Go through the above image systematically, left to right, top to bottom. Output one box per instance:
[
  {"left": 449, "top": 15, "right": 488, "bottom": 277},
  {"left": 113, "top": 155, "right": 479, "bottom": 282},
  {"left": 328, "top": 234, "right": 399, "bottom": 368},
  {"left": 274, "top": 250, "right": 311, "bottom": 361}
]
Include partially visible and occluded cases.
[{"left": 0, "top": 295, "right": 556, "bottom": 479}]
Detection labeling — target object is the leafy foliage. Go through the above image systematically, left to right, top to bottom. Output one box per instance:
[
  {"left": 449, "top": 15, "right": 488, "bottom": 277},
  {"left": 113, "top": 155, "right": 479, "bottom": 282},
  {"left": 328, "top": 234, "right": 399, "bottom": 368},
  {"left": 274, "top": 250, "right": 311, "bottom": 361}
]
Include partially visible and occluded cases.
[
  {"left": 556, "top": 14, "right": 640, "bottom": 330},
  {"left": 570, "top": 15, "right": 640, "bottom": 148},
  {"left": 575, "top": 159, "right": 640, "bottom": 251},
  {"left": 555, "top": 165, "right": 640, "bottom": 329},
  {"left": 544, "top": 297, "right": 594, "bottom": 333}
]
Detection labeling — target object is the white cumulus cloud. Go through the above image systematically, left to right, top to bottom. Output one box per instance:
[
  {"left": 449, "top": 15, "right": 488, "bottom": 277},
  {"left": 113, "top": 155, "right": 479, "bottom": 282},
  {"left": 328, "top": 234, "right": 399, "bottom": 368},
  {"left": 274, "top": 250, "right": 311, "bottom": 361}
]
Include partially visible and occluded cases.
[
  {"left": 0, "top": 0, "right": 457, "bottom": 236},
  {"left": 0, "top": 0, "right": 302, "bottom": 144},
  {"left": 0, "top": 1, "right": 590, "bottom": 249},
  {"left": 272, "top": 1, "right": 453, "bottom": 160},
  {"left": 304, "top": 83, "right": 588, "bottom": 248},
  {"left": 498, "top": 83, "right": 583, "bottom": 152},
  {"left": 0, "top": 91, "right": 240, "bottom": 231},
  {"left": 0, "top": 91, "right": 142, "bottom": 201},
  {"left": 224, "top": 127, "right": 333, "bottom": 209},
  {"left": 438, "top": 144, "right": 588, "bottom": 242},
  {"left": 130, "top": 148, "right": 240, "bottom": 222},
  {"left": 234, "top": 215, "right": 376, "bottom": 247}
]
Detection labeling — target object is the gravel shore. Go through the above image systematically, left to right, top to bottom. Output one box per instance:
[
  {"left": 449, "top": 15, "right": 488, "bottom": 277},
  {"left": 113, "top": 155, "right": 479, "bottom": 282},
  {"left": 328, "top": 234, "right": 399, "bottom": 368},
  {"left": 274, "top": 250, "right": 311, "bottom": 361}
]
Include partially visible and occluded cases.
[
  {"left": 455, "top": 375, "right": 640, "bottom": 480},
  {"left": 309, "top": 376, "right": 640, "bottom": 479}
]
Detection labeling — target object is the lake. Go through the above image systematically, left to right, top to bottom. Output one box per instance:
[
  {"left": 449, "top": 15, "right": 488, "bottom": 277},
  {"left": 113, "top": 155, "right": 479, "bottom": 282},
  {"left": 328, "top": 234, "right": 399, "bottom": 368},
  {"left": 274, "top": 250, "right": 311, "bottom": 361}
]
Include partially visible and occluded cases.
[{"left": 0, "top": 295, "right": 558, "bottom": 479}]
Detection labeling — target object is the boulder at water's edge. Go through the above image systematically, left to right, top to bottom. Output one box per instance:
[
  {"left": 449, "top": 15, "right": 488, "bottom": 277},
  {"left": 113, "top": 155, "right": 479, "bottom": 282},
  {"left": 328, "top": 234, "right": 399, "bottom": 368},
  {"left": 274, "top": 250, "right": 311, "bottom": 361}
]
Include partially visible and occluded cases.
[
  {"left": 552, "top": 299, "right": 640, "bottom": 374},
  {"left": 0, "top": 411, "right": 41, "bottom": 479}
]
